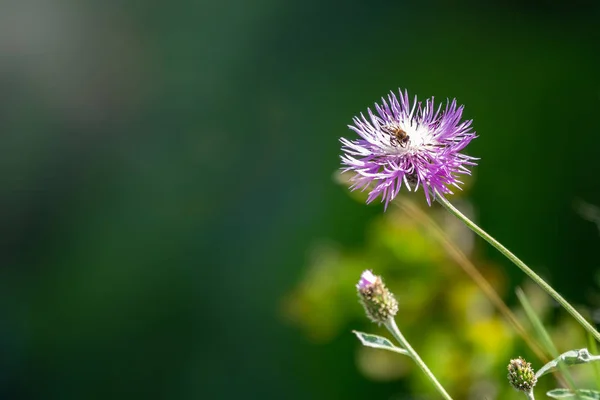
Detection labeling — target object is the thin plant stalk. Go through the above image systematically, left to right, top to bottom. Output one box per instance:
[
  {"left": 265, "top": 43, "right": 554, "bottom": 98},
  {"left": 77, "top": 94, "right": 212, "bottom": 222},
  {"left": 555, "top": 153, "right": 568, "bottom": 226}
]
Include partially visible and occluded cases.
[
  {"left": 435, "top": 193, "right": 600, "bottom": 343},
  {"left": 395, "top": 197, "right": 550, "bottom": 363},
  {"left": 385, "top": 318, "right": 453, "bottom": 400},
  {"left": 525, "top": 390, "right": 535, "bottom": 400}
]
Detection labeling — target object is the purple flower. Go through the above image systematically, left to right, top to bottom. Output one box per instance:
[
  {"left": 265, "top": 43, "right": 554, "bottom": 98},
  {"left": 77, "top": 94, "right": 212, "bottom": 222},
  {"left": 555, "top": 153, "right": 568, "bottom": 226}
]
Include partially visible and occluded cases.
[
  {"left": 340, "top": 89, "right": 477, "bottom": 209},
  {"left": 356, "top": 270, "right": 377, "bottom": 290}
]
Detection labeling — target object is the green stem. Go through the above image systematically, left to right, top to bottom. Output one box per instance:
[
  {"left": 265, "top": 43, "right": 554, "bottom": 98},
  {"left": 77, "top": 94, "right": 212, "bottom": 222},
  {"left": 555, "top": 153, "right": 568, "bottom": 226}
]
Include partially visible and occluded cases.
[
  {"left": 435, "top": 194, "right": 600, "bottom": 343},
  {"left": 384, "top": 319, "right": 453, "bottom": 400},
  {"left": 525, "top": 390, "right": 535, "bottom": 400}
]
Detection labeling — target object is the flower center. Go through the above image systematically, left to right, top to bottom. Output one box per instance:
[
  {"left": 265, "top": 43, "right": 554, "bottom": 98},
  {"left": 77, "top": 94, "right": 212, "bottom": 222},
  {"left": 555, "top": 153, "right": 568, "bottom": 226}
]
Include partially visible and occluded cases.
[{"left": 381, "top": 120, "right": 434, "bottom": 154}]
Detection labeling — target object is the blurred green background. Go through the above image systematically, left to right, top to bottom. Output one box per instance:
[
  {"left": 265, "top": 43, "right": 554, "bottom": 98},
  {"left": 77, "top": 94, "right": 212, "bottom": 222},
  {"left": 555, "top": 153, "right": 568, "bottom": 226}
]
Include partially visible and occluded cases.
[{"left": 2, "top": 0, "right": 600, "bottom": 398}]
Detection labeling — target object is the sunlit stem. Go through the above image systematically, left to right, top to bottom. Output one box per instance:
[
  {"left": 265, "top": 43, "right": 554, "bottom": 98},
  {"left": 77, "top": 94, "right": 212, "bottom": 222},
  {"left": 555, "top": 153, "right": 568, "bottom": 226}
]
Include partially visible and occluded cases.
[
  {"left": 435, "top": 193, "right": 600, "bottom": 343},
  {"left": 396, "top": 197, "right": 550, "bottom": 363},
  {"left": 384, "top": 318, "right": 453, "bottom": 400},
  {"left": 525, "top": 390, "right": 535, "bottom": 400}
]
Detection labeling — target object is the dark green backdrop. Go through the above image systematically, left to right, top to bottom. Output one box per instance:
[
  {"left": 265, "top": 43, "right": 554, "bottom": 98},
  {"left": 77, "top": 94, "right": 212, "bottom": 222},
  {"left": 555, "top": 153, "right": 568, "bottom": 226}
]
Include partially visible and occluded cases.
[{"left": 2, "top": 0, "right": 599, "bottom": 398}]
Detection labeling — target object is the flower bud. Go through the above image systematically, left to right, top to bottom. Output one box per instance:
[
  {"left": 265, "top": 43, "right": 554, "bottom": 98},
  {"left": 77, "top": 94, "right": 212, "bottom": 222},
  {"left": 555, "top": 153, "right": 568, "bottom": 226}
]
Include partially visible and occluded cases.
[
  {"left": 357, "top": 270, "right": 398, "bottom": 325},
  {"left": 507, "top": 357, "right": 537, "bottom": 392}
]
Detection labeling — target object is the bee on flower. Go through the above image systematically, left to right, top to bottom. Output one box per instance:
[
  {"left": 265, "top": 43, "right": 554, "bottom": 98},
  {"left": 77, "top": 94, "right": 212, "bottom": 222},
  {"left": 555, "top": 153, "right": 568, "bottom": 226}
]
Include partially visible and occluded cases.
[{"left": 340, "top": 89, "right": 478, "bottom": 209}]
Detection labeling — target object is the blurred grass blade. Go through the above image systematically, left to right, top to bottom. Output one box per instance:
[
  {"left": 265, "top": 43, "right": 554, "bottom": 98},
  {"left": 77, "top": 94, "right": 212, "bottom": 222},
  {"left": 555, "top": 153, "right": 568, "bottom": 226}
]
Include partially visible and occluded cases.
[
  {"left": 396, "top": 197, "right": 550, "bottom": 363},
  {"left": 516, "top": 287, "right": 577, "bottom": 390},
  {"left": 516, "top": 287, "right": 560, "bottom": 356},
  {"left": 352, "top": 330, "right": 409, "bottom": 356},
  {"left": 588, "top": 333, "right": 600, "bottom": 389},
  {"left": 536, "top": 349, "right": 600, "bottom": 379},
  {"left": 547, "top": 389, "right": 600, "bottom": 399}
]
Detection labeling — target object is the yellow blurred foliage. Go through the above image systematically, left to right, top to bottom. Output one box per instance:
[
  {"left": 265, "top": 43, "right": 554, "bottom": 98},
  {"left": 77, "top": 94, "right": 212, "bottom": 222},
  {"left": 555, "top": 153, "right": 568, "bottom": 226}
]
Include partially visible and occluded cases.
[{"left": 282, "top": 197, "right": 596, "bottom": 398}]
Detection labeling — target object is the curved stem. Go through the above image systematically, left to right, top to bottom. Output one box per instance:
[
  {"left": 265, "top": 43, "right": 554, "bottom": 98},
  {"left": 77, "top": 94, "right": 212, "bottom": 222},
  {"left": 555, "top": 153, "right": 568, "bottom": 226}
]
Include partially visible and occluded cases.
[
  {"left": 435, "top": 194, "right": 600, "bottom": 343},
  {"left": 385, "top": 319, "right": 453, "bottom": 400}
]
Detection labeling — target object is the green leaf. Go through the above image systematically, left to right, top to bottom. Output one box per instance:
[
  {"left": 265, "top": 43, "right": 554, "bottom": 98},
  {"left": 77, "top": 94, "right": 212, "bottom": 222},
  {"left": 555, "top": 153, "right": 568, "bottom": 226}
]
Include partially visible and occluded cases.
[
  {"left": 351, "top": 330, "right": 409, "bottom": 356},
  {"left": 537, "top": 349, "right": 600, "bottom": 379},
  {"left": 547, "top": 388, "right": 600, "bottom": 399},
  {"left": 547, "top": 389, "right": 574, "bottom": 398}
]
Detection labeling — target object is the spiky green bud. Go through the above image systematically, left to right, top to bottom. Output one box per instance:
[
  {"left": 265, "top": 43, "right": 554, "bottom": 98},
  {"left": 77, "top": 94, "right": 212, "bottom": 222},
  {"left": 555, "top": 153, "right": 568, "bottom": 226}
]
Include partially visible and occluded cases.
[
  {"left": 357, "top": 270, "right": 398, "bottom": 325},
  {"left": 507, "top": 357, "right": 537, "bottom": 392}
]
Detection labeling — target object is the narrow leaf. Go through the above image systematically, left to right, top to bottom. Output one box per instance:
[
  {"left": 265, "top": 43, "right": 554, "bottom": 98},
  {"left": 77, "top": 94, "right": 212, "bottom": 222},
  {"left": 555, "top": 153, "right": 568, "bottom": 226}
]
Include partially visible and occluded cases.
[
  {"left": 352, "top": 330, "right": 409, "bottom": 356},
  {"left": 537, "top": 349, "right": 600, "bottom": 379},
  {"left": 547, "top": 388, "right": 600, "bottom": 399},
  {"left": 547, "top": 389, "right": 574, "bottom": 398}
]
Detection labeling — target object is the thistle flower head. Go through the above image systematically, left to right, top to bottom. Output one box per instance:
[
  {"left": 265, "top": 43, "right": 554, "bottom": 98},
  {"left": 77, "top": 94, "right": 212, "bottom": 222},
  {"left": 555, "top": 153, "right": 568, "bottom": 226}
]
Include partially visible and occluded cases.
[
  {"left": 340, "top": 89, "right": 477, "bottom": 209},
  {"left": 357, "top": 270, "right": 398, "bottom": 325},
  {"left": 507, "top": 357, "right": 537, "bottom": 392}
]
